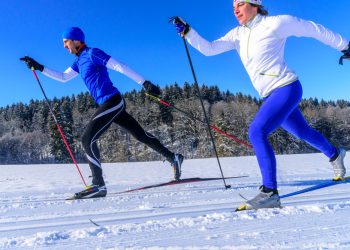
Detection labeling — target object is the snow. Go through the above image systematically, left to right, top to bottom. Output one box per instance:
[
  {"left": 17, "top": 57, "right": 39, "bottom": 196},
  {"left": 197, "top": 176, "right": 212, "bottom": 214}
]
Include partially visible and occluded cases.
[{"left": 1, "top": 153, "right": 350, "bottom": 249}]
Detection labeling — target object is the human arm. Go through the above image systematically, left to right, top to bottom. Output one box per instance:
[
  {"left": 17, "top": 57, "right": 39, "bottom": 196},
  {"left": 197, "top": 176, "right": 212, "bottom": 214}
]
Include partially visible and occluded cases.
[
  {"left": 275, "top": 15, "right": 349, "bottom": 51},
  {"left": 170, "top": 16, "right": 237, "bottom": 56},
  {"left": 186, "top": 29, "right": 237, "bottom": 56},
  {"left": 20, "top": 56, "right": 78, "bottom": 82},
  {"left": 106, "top": 57, "right": 160, "bottom": 95},
  {"left": 106, "top": 57, "right": 145, "bottom": 84},
  {"left": 42, "top": 67, "right": 79, "bottom": 83}
]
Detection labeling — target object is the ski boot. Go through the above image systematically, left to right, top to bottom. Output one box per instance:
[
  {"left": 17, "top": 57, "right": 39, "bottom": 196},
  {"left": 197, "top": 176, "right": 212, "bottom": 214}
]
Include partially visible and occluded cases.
[
  {"left": 330, "top": 148, "right": 346, "bottom": 181},
  {"left": 172, "top": 153, "right": 184, "bottom": 181},
  {"left": 68, "top": 184, "right": 107, "bottom": 200},
  {"left": 236, "top": 185, "right": 281, "bottom": 211}
]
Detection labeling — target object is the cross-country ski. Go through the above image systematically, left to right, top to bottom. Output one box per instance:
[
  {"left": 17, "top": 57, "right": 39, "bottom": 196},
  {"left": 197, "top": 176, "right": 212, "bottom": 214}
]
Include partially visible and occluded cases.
[
  {"left": 65, "top": 176, "right": 248, "bottom": 200},
  {"left": 235, "top": 177, "right": 350, "bottom": 212}
]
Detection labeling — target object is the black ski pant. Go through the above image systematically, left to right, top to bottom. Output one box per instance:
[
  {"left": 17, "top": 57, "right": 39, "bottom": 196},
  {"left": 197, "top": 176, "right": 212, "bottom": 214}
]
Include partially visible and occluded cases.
[{"left": 81, "top": 93, "right": 174, "bottom": 185}]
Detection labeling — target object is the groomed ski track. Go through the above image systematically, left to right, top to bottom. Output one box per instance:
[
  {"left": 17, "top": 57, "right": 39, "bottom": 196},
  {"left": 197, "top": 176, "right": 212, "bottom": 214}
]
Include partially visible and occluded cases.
[
  {"left": 1, "top": 155, "right": 350, "bottom": 249},
  {"left": 2, "top": 179, "right": 350, "bottom": 249}
]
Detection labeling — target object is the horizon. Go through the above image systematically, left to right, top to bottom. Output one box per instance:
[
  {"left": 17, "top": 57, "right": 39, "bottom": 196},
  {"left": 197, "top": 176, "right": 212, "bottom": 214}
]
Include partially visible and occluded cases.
[{"left": 1, "top": 82, "right": 349, "bottom": 108}]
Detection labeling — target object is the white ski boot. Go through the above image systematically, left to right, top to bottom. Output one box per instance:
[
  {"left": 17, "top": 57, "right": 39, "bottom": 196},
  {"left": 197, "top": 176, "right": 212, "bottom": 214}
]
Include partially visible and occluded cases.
[
  {"left": 330, "top": 148, "right": 346, "bottom": 181},
  {"left": 236, "top": 185, "right": 281, "bottom": 211}
]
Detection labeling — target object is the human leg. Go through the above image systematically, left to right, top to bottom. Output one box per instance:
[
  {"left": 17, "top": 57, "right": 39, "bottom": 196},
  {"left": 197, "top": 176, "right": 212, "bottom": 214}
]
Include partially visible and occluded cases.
[
  {"left": 248, "top": 81, "right": 303, "bottom": 189},
  {"left": 81, "top": 94, "right": 125, "bottom": 186},
  {"left": 281, "top": 108, "right": 346, "bottom": 178},
  {"left": 114, "top": 109, "right": 183, "bottom": 180}
]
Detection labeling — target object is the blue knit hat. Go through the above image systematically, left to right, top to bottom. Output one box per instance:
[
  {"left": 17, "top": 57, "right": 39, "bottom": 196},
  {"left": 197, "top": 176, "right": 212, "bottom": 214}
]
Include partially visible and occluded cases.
[{"left": 62, "top": 27, "right": 85, "bottom": 42}]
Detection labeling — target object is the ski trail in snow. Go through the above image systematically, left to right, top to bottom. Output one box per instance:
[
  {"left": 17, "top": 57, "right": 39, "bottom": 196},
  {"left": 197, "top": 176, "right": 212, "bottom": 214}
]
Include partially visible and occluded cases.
[
  {"left": 1, "top": 155, "right": 350, "bottom": 248},
  {"left": 2, "top": 185, "right": 350, "bottom": 245},
  {"left": 2, "top": 200, "right": 350, "bottom": 249}
]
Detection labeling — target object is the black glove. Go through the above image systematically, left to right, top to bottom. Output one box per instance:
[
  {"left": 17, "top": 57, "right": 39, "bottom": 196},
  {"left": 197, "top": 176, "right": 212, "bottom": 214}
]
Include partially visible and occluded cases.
[
  {"left": 169, "top": 16, "right": 191, "bottom": 36},
  {"left": 339, "top": 42, "right": 350, "bottom": 65},
  {"left": 20, "top": 56, "right": 44, "bottom": 71},
  {"left": 143, "top": 80, "right": 161, "bottom": 96}
]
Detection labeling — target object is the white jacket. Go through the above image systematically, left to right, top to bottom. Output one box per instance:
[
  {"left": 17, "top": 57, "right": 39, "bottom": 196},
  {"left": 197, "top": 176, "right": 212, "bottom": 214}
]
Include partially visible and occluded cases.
[{"left": 186, "top": 14, "right": 348, "bottom": 97}]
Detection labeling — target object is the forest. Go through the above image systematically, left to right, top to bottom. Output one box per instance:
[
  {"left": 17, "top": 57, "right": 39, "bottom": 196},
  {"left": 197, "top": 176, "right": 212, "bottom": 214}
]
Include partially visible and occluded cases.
[{"left": 0, "top": 82, "right": 349, "bottom": 164}]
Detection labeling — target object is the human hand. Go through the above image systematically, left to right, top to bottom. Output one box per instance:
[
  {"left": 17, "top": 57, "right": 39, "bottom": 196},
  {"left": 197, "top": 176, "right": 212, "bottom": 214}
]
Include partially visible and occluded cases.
[
  {"left": 169, "top": 16, "right": 191, "bottom": 36},
  {"left": 339, "top": 42, "right": 350, "bottom": 65},
  {"left": 20, "top": 56, "right": 44, "bottom": 71},
  {"left": 143, "top": 80, "right": 161, "bottom": 96}
]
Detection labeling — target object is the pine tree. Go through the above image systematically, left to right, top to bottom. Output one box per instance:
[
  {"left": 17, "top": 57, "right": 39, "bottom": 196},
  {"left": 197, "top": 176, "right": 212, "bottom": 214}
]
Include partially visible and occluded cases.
[
  {"left": 1, "top": 83, "right": 350, "bottom": 164},
  {"left": 48, "top": 101, "right": 74, "bottom": 163}
]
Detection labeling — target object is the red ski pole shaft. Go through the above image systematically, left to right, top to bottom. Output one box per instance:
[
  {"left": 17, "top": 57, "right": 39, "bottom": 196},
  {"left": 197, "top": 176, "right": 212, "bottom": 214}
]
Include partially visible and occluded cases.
[
  {"left": 31, "top": 69, "right": 88, "bottom": 187},
  {"left": 145, "top": 93, "right": 252, "bottom": 149}
]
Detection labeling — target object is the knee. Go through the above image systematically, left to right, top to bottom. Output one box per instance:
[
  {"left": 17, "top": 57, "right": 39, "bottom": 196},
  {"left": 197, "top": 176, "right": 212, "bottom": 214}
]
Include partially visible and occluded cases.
[
  {"left": 248, "top": 122, "right": 267, "bottom": 144},
  {"left": 81, "top": 130, "right": 92, "bottom": 149}
]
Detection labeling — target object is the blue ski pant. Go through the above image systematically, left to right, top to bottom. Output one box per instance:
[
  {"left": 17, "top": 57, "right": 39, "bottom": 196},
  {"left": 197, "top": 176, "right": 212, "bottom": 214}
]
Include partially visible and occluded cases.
[{"left": 248, "top": 80, "right": 337, "bottom": 189}]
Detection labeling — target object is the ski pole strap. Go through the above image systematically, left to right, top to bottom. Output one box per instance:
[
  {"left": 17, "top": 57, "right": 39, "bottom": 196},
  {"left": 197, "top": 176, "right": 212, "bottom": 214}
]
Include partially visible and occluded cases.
[{"left": 145, "top": 93, "right": 170, "bottom": 107}]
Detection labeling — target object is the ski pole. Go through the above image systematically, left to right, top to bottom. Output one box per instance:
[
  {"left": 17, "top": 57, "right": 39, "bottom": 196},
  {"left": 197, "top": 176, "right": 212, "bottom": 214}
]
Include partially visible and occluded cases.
[
  {"left": 179, "top": 36, "right": 231, "bottom": 189},
  {"left": 30, "top": 68, "right": 88, "bottom": 187},
  {"left": 145, "top": 93, "right": 252, "bottom": 149}
]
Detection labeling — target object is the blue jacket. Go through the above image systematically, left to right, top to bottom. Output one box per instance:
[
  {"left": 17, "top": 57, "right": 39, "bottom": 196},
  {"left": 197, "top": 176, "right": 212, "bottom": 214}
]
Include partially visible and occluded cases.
[{"left": 71, "top": 47, "right": 119, "bottom": 105}]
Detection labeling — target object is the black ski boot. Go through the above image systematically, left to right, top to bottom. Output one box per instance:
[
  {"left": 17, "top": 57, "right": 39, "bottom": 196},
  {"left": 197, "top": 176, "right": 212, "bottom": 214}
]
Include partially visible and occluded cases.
[
  {"left": 172, "top": 153, "right": 184, "bottom": 181},
  {"left": 68, "top": 176, "right": 107, "bottom": 200},
  {"left": 70, "top": 184, "right": 107, "bottom": 199}
]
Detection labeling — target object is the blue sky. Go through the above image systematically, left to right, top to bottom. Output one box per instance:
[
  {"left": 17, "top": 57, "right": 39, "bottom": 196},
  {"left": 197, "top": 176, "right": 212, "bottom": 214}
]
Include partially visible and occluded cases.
[{"left": 2, "top": 1, "right": 349, "bottom": 107}]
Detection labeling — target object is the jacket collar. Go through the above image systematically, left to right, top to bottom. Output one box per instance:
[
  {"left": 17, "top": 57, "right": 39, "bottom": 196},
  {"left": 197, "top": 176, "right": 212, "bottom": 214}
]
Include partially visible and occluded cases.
[
  {"left": 243, "top": 14, "right": 263, "bottom": 29},
  {"left": 75, "top": 44, "right": 87, "bottom": 57}
]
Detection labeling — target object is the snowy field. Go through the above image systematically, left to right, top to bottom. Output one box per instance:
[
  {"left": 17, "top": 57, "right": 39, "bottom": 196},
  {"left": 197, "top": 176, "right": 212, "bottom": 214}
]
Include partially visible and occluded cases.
[{"left": 1, "top": 152, "right": 350, "bottom": 249}]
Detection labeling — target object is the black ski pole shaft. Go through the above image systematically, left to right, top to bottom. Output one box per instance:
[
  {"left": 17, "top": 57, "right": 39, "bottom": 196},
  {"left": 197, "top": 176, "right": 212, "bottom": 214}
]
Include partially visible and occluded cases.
[
  {"left": 180, "top": 37, "right": 230, "bottom": 189},
  {"left": 31, "top": 68, "right": 88, "bottom": 187},
  {"left": 145, "top": 93, "right": 252, "bottom": 149}
]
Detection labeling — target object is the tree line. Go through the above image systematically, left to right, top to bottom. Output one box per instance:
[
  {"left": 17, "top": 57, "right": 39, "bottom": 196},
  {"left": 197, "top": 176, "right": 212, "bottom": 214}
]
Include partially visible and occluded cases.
[{"left": 0, "top": 82, "right": 349, "bottom": 164}]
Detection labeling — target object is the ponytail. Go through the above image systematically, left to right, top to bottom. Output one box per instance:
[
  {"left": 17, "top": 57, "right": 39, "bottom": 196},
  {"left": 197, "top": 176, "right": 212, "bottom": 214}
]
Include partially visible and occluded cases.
[{"left": 250, "top": 4, "right": 268, "bottom": 16}]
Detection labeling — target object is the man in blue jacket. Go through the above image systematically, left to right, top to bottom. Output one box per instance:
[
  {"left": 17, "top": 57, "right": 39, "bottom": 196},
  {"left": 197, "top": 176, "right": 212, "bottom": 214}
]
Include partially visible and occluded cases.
[{"left": 21, "top": 27, "right": 183, "bottom": 199}]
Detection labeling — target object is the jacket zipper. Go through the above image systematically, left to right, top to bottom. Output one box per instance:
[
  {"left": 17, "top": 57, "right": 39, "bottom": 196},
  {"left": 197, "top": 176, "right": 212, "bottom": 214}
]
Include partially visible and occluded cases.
[
  {"left": 247, "top": 29, "right": 252, "bottom": 59},
  {"left": 259, "top": 72, "right": 280, "bottom": 77}
]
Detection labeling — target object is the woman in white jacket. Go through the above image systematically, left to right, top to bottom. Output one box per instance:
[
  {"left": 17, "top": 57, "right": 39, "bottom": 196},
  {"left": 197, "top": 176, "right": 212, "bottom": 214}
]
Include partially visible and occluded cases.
[{"left": 171, "top": 0, "right": 350, "bottom": 210}]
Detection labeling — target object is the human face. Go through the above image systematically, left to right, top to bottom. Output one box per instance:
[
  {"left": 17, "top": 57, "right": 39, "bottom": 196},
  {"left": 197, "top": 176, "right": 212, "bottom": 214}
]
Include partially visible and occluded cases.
[
  {"left": 233, "top": 2, "right": 258, "bottom": 25},
  {"left": 63, "top": 39, "right": 81, "bottom": 54}
]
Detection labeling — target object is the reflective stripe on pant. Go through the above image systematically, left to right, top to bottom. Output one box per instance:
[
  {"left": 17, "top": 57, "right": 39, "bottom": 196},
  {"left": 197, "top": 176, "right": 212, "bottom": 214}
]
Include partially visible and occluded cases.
[
  {"left": 248, "top": 80, "right": 337, "bottom": 189},
  {"left": 82, "top": 93, "right": 174, "bottom": 185},
  {"left": 82, "top": 94, "right": 125, "bottom": 185}
]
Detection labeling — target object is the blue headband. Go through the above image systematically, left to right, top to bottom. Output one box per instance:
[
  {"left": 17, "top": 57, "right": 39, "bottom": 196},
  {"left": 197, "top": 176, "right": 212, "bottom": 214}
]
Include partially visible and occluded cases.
[{"left": 234, "top": 0, "right": 262, "bottom": 5}]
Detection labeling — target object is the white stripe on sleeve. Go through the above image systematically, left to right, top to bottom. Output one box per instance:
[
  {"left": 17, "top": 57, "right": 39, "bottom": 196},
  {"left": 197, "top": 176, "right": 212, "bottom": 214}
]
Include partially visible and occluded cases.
[
  {"left": 106, "top": 57, "right": 145, "bottom": 85},
  {"left": 42, "top": 67, "right": 79, "bottom": 83}
]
